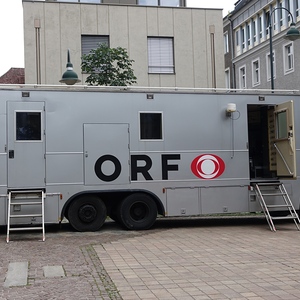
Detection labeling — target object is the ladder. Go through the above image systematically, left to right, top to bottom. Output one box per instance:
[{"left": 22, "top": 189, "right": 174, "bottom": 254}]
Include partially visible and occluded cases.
[
  {"left": 253, "top": 182, "right": 300, "bottom": 231},
  {"left": 7, "top": 190, "right": 45, "bottom": 243}
]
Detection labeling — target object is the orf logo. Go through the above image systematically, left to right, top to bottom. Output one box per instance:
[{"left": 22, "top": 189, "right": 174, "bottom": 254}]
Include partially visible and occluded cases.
[{"left": 191, "top": 154, "right": 225, "bottom": 179}]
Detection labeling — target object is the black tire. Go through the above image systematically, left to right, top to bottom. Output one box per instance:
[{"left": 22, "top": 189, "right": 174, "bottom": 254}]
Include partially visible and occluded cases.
[
  {"left": 119, "top": 193, "right": 157, "bottom": 230},
  {"left": 68, "top": 195, "right": 107, "bottom": 232}
]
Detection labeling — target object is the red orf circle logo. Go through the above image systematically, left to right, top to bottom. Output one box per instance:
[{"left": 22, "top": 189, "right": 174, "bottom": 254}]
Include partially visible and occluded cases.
[{"left": 191, "top": 154, "right": 225, "bottom": 179}]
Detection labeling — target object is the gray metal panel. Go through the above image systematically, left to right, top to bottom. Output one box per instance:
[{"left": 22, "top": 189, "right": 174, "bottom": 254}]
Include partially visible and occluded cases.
[
  {"left": 7, "top": 102, "right": 46, "bottom": 189},
  {"left": 84, "top": 123, "right": 130, "bottom": 185},
  {"left": 201, "top": 186, "right": 249, "bottom": 214},
  {"left": 166, "top": 187, "right": 200, "bottom": 216}
]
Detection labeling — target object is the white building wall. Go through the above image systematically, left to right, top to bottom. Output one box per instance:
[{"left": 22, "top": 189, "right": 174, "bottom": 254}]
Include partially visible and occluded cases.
[{"left": 23, "top": 1, "right": 225, "bottom": 88}]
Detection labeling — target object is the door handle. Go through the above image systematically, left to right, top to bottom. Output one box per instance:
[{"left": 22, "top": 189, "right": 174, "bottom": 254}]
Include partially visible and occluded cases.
[{"left": 9, "top": 150, "right": 14, "bottom": 159}]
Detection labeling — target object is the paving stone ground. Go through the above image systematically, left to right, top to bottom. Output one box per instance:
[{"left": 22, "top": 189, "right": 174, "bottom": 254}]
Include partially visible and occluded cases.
[{"left": 0, "top": 217, "right": 300, "bottom": 299}]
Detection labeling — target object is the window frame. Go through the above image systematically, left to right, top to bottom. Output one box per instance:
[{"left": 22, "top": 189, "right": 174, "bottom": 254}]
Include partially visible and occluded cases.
[
  {"left": 138, "top": 0, "right": 180, "bottom": 6},
  {"left": 224, "top": 31, "right": 229, "bottom": 53},
  {"left": 147, "top": 37, "right": 175, "bottom": 74},
  {"left": 283, "top": 42, "right": 294, "bottom": 75},
  {"left": 266, "top": 51, "right": 276, "bottom": 82},
  {"left": 252, "top": 58, "right": 260, "bottom": 87},
  {"left": 239, "top": 65, "right": 247, "bottom": 89},
  {"left": 225, "top": 68, "right": 230, "bottom": 89},
  {"left": 15, "top": 110, "right": 43, "bottom": 142},
  {"left": 139, "top": 111, "right": 164, "bottom": 141}
]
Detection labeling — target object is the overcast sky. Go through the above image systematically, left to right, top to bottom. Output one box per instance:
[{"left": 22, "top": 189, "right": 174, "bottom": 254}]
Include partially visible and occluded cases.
[{"left": 0, "top": 0, "right": 236, "bottom": 76}]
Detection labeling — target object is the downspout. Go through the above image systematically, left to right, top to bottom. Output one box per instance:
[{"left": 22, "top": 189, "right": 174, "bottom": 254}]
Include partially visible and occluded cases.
[
  {"left": 34, "top": 19, "right": 41, "bottom": 84},
  {"left": 209, "top": 25, "right": 216, "bottom": 88}
]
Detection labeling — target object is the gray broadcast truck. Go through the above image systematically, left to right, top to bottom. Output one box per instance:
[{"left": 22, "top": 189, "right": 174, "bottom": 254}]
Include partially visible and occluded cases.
[{"left": 0, "top": 85, "right": 299, "bottom": 241}]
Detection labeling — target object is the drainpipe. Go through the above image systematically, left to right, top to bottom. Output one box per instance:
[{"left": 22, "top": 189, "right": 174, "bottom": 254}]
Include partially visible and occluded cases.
[
  {"left": 34, "top": 19, "right": 41, "bottom": 84},
  {"left": 209, "top": 25, "right": 216, "bottom": 88}
]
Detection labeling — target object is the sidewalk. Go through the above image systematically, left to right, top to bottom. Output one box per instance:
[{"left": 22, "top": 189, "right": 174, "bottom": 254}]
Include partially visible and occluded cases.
[
  {"left": 1, "top": 217, "right": 300, "bottom": 299},
  {"left": 95, "top": 219, "right": 300, "bottom": 300}
]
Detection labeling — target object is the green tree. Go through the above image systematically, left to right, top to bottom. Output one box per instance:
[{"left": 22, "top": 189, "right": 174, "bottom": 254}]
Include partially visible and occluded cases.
[{"left": 81, "top": 44, "right": 137, "bottom": 86}]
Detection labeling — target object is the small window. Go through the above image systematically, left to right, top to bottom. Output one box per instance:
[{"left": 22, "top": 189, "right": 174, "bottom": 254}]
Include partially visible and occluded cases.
[
  {"left": 138, "top": 0, "right": 180, "bottom": 6},
  {"left": 224, "top": 32, "right": 229, "bottom": 53},
  {"left": 283, "top": 42, "right": 294, "bottom": 74},
  {"left": 267, "top": 51, "right": 276, "bottom": 81},
  {"left": 252, "top": 59, "right": 260, "bottom": 86},
  {"left": 239, "top": 66, "right": 246, "bottom": 89},
  {"left": 276, "top": 110, "right": 288, "bottom": 139},
  {"left": 16, "top": 112, "right": 42, "bottom": 141},
  {"left": 140, "top": 112, "right": 162, "bottom": 140}
]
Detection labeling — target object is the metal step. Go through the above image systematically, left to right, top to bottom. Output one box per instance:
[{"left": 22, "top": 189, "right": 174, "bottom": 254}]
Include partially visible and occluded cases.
[
  {"left": 253, "top": 182, "right": 300, "bottom": 231},
  {"left": 10, "top": 201, "right": 43, "bottom": 205},
  {"left": 267, "top": 204, "right": 292, "bottom": 208},
  {"left": 10, "top": 214, "right": 43, "bottom": 218},
  {"left": 9, "top": 227, "right": 43, "bottom": 231}
]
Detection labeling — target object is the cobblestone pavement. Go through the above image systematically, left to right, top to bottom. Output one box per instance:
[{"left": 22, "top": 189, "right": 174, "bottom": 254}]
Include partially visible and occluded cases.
[{"left": 1, "top": 217, "right": 300, "bottom": 299}]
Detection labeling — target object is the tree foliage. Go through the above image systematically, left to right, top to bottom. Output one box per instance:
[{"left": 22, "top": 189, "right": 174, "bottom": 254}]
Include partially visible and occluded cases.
[{"left": 81, "top": 44, "right": 137, "bottom": 86}]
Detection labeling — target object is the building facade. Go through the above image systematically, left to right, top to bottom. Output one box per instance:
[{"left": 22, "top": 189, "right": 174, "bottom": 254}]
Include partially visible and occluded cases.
[
  {"left": 23, "top": 0, "right": 225, "bottom": 88},
  {"left": 224, "top": 0, "right": 300, "bottom": 90}
]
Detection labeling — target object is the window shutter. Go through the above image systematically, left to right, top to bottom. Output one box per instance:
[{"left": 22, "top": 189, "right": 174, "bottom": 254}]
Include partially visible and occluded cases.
[
  {"left": 81, "top": 35, "right": 109, "bottom": 56},
  {"left": 148, "top": 38, "right": 174, "bottom": 73}
]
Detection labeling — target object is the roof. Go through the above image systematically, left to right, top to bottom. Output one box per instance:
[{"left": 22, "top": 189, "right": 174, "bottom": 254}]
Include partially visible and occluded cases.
[{"left": 0, "top": 68, "right": 25, "bottom": 84}]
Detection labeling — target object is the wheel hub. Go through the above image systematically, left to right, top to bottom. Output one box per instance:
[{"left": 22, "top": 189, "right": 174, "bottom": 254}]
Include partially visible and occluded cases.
[
  {"left": 130, "top": 203, "right": 148, "bottom": 221},
  {"left": 79, "top": 205, "right": 97, "bottom": 223}
]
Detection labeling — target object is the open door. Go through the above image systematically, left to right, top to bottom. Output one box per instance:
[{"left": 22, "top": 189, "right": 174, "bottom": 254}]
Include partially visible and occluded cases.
[{"left": 273, "top": 100, "right": 296, "bottom": 178}]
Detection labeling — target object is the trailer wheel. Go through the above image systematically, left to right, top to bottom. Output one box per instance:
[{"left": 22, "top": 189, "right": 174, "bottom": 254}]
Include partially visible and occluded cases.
[
  {"left": 119, "top": 193, "right": 157, "bottom": 230},
  {"left": 68, "top": 196, "right": 107, "bottom": 232}
]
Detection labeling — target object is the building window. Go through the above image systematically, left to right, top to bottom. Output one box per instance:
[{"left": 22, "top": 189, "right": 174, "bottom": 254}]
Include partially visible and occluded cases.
[
  {"left": 60, "top": 0, "right": 102, "bottom": 2},
  {"left": 138, "top": 0, "right": 180, "bottom": 6},
  {"left": 286, "top": 0, "right": 291, "bottom": 23},
  {"left": 296, "top": 0, "right": 300, "bottom": 18},
  {"left": 279, "top": 2, "right": 284, "bottom": 27},
  {"left": 273, "top": 5, "right": 279, "bottom": 31},
  {"left": 265, "top": 10, "right": 270, "bottom": 36},
  {"left": 259, "top": 15, "right": 263, "bottom": 40},
  {"left": 253, "top": 18, "right": 257, "bottom": 43},
  {"left": 247, "top": 23, "right": 251, "bottom": 46},
  {"left": 242, "top": 27, "right": 246, "bottom": 49},
  {"left": 235, "top": 29, "right": 240, "bottom": 46},
  {"left": 224, "top": 32, "right": 229, "bottom": 53},
  {"left": 81, "top": 35, "right": 109, "bottom": 56},
  {"left": 148, "top": 37, "right": 174, "bottom": 74},
  {"left": 283, "top": 42, "right": 294, "bottom": 74},
  {"left": 267, "top": 51, "right": 276, "bottom": 81},
  {"left": 252, "top": 59, "right": 260, "bottom": 86},
  {"left": 239, "top": 66, "right": 246, "bottom": 89},
  {"left": 225, "top": 68, "right": 230, "bottom": 89},
  {"left": 140, "top": 112, "right": 163, "bottom": 140}
]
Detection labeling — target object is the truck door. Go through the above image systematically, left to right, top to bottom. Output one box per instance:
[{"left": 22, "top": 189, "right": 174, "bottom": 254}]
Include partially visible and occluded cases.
[
  {"left": 273, "top": 100, "right": 296, "bottom": 178},
  {"left": 7, "top": 102, "right": 46, "bottom": 188},
  {"left": 84, "top": 123, "right": 130, "bottom": 185}
]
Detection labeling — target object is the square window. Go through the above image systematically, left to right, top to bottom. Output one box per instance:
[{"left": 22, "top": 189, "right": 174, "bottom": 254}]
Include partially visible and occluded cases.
[
  {"left": 81, "top": 35, "right": 109, "bottom": 56},
  {"left": 16, "top": 112, "right": 42, "bottom": 141},
  {"left": 140, "top": 112, "right": 163, "bottom": 140}
]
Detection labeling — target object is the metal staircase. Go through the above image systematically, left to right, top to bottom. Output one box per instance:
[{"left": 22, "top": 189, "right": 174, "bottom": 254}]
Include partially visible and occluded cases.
[
  {"left": 253, "top": 182, "right": 300, "bottom": 231},
  {"left": 7, "top": 190, "right": 45, "bottom": 243}
]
